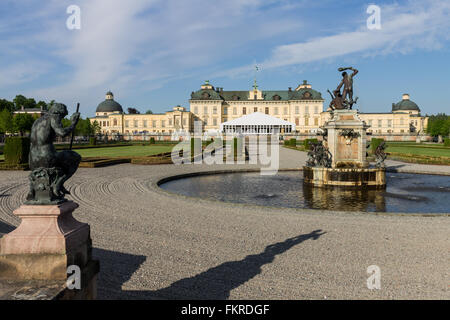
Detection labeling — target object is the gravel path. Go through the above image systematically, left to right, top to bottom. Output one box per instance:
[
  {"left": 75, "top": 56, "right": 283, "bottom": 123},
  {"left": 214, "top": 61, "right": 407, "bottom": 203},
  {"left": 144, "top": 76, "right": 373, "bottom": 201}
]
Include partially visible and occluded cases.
[{"left": 0, "top": 147, "right": 448, "bottom": 299}]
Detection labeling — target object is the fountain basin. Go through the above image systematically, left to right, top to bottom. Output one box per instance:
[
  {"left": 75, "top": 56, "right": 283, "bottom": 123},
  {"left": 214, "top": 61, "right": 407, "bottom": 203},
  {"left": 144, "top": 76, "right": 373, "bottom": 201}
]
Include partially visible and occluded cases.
[{"left": 303, "top": 166, "right": 386, "bottom": 189}]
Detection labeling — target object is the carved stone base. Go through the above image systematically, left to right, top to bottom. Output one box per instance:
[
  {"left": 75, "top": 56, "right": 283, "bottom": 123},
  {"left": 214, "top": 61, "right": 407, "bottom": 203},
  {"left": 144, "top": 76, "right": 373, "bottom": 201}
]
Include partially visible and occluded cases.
[
  {"left": 303, "top": 166, "right": 386, "bottom": 188},
  {"left": 0, "top": 201, "right": 98, "bottom": 283}
]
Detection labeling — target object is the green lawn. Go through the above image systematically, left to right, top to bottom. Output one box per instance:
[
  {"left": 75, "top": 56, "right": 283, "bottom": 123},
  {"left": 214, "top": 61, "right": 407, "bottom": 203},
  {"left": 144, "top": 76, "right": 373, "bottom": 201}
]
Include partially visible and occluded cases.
[
  {"left": 386, "top": 144, "right": 450, "bottom": 158},
  {"left": 0, "top": 145, "right": 174, "bottom": 161},
  {"left": 73, "top": 145, "right": 174, "bottom": 158}
]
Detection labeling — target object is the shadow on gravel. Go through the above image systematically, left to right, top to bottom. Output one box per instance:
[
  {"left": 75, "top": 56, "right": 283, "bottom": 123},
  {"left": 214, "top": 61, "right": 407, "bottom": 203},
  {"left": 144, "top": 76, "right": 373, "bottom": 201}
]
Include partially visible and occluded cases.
[
  {"left": 0, "top": 220, "right": 15, "bottom": 236},
  {"left": 95, "top": 229, "right": 326, "bottom": 299}
]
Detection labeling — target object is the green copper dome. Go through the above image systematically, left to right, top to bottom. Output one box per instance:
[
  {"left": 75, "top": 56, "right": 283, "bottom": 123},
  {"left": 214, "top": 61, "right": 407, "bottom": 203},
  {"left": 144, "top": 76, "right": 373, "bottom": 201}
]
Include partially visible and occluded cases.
[
  {"left": 96, "top": 91, "right": 123, "bottom": 113},
  {"left": 392, "top": 94, "right": 420, "bottom": 112}
]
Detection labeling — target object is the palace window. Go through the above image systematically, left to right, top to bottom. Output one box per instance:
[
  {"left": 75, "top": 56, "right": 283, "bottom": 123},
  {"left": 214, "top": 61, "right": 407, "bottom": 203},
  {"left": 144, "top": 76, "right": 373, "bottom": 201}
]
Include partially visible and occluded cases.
[
  {"left": 194, "top": 106, "right": 198, "bottom": 114},
  {"left": 204, "top": 106, "right": 208, "bottom": 114},
  {"left": 213, "top": 106, "right": 217, "bottom": 114},
  {"left": 295, "top": 106, "right": 299, "bottom": 114},
  {"left": 305, "top": 106, "right": 309, "bottom": 114},
  {"left": 314, "top": 106, "right": 319, "bottom": 114},
  {"left": 223, "top": 107, "right": 228, "bottom": 115},
  {"left": 233, "top": 107, "right": 237, "bottom": 115},
  {"left": 243, "top": 107, "right": 246, "bottom": 115},
  {"left": 254, "top": 107, "right": 258, "bottom": 113},
  {"left": 265, "top": 107, "right": 269, "bottom": 114},
  {"left": 274, "top": 107, "right": 278, "bottom": 115},
  {"left": 284, "top": 107, "right": 288, "bottom": 115},
  {"left": 305, "top": 117, "right": 309, "bottom": 126},
  {"left": 213, "top": 118, "right": 217, "bottom": 126},
  {"left": 295, "top": 118, "right": 299, "bottom": 126},
  {"left": 314, "top": 118, "right": 319, "bottom": 126},
  {"left": 113, "top": 119, "right": 118, "bottom": 126},
  {"left": 169, "top": 119, "right": 172, "bottom": 126},
  {"left": 183, "top": 119, "right": 186, "bottom": 125},
  {"left": 125, "top": 120, "right": 129, "bottom": 127},
  {"left": 134, "top": 120, "right": 138, "bottom": 127},
  {"left": 143, "top": 120, "right": 147, "bottom": 127},
  {"left": 152, "top": 120, "right": 156, "bottom": 127},
  {"left": 161, "top": 120, "right": 165, "bottom": 127},
  {"left": 368, "top": 120, "right": 373, "bottom": 126},
  {"left": 378, "top": 120, "right": 382, "bottom": 127},
  {"left": 388, "top": 120, "right": 392, "bottom": 127}
]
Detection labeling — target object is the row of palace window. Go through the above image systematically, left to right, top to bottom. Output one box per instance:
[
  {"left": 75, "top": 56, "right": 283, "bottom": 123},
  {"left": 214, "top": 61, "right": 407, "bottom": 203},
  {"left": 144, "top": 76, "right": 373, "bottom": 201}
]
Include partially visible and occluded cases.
[
  {"left": 193, "top": 106, "right": 321, "bottom": 115},
  {"left": 201, "top": 117, "right": 320, "bottom": 127},
  {"left": 121, "top": 118, "right": 187, "bottom": 128},
  {"left": 367, "top": 119, "right": 417, "bottom": 128}
]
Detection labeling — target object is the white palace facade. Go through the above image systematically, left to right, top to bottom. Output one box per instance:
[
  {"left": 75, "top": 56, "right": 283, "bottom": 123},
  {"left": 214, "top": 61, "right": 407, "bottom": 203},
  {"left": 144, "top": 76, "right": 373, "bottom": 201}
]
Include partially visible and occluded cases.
[{"left": 90, "top": 81, "right": 428, "bottom": 139}]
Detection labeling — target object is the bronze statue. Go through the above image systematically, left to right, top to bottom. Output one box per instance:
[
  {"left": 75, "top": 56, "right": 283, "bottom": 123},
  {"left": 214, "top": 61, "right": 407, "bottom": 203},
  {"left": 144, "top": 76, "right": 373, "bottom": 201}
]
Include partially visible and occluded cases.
[
  {"left": 328, "top": 67, "right": 359, "bottom": 110},
  {"left": 327, "top": 89, "right": 345, "bottom": 110},
  {"left": 26, "top": 103, "right": 81, "bottom": 204},
  {"left": 306, "top": 141, "right": 332, "bottom": 168},
  {"left": 374, "top": 141, "right": 387, "bottom": 168}
]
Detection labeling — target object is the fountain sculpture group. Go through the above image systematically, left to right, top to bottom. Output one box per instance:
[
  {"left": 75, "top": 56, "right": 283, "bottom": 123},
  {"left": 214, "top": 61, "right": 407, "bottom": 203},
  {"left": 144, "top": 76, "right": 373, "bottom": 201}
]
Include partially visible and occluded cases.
[{"left": 304, "top": 67, "right": 386, "bottom": 188}]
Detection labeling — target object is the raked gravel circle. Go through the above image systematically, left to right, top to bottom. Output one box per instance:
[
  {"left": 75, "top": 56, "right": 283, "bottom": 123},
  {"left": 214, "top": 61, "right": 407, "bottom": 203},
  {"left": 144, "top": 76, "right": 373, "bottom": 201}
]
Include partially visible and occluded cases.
[{"left": 0, "top": 147, "right": 449, "bottom": 299}]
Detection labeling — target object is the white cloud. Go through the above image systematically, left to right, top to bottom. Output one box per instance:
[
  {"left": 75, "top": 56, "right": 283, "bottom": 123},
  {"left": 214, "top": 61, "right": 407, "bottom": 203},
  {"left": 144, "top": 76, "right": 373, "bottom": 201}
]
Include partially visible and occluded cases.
[{"left": 223, "top": 0, "right": 450, "bottom": 75}]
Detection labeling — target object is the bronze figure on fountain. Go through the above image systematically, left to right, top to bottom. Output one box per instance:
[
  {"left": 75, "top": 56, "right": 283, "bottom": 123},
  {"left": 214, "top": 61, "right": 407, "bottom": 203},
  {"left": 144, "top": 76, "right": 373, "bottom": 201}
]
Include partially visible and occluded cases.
[{"left": 328, "top": 67, "right": 359, "bottom": 110}]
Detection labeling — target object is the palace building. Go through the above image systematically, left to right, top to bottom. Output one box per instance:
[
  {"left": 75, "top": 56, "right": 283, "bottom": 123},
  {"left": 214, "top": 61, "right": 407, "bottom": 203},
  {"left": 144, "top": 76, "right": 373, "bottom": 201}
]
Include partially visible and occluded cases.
[
  {"left": 90, "top": 82, "right": 428, "bottom": 138},
  {"left": 92, "top": 91, "right": 193, "bottom": 135}
]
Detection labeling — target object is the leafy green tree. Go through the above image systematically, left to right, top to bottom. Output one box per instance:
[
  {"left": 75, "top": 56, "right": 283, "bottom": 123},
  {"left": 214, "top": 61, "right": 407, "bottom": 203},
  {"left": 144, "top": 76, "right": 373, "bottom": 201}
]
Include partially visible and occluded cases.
[
  {"left": 13, "top": 95, "right": 38, "bottom": 110},
  {"left": 0, "top": 99, "right": 15, "bottom": 112},
  {"left": 36, "top": 101, "right": 48, "bottom": 110},
  {"left": 128, "top": 107, "right": 140, "bottom": 114},
  {"left": 0, "top": 109, "right": 13, "bottom": 133},
  {"left": 145, "top": 110, "right": 153, "bottom": 114},
  {"left": 13, "top": 113, "right": 35, "bottom": 136},
  {"left": 426, "top": 113, "right": 450, "bottom": 137},
  {"left": 75, "top": 118, "right": 93, "bottom": 136},
  {"left": 91, "top": 120, "right": 101, "bottom": 135}
]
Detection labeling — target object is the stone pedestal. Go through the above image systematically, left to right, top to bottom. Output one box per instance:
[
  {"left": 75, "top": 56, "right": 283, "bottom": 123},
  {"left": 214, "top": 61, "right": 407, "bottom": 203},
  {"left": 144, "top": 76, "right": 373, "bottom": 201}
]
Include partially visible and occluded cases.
[
  {"left": 304, "top": 109, "right": 386, "bottom": 189},
  {"left": 324, "top": 109, "right": 369, "bottom": 168},
  {"left": 0, "top": 201, "right": 99, "bottom": 299}
]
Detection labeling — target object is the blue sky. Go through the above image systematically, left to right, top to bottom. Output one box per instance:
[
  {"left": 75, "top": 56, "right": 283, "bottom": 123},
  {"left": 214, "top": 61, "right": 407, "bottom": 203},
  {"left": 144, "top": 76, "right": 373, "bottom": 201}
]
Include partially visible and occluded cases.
[{"left": 0, "top": 0, "right": 449, "bottom": 117}]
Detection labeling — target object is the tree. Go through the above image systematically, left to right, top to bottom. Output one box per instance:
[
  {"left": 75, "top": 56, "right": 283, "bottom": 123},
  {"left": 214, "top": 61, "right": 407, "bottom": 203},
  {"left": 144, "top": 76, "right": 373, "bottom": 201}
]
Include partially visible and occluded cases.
[
  {"left": 0, "top": 99, "right": 15, "bottom": 112},
  {"left": 36, "top": 100, "right": 48, "bottom": 110},
  {"left": 127, "top": 107, "right": 140, "bottom": 114},
  {"left": 0, "top": 109, "right": 13, "bottom": 134},
  {"left": 145, "top": 110, "right": 153, "bottom": 114},
  {"left": 13, "top": 113, "right": 35, "bottom": 136},
  {"left": 426, "top": 113, "right": 450, "bottom": 137},
  {"left": 75, "top": 118, "right": 93, "bottom": 136},
  {"left": 91, "top": 120, "right": 101, "bottom": 135}
]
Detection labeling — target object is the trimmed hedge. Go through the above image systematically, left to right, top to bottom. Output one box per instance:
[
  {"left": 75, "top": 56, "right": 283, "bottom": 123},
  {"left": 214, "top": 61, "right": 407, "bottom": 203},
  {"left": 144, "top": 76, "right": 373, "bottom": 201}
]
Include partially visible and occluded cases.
[
  {"left": 4, "top": 137, "right": 30, "bottom": 165},
  {"left": 89, "top": 137, "right": 97, "bottom": 146},
  {"left": 149, "top": 137, "right": 156, "bottom": 144},
  {"left": 284, "top": 138, "right": 297, "bottom": 146},
  {"left": 303, "top": 138, "right": 318, "bottom": 149},
  {"left": 371, "top": 138, "right": 384, "bottom": 154},
  {"left": 444, "top": 138, "right": 450, "bottom": 147}
]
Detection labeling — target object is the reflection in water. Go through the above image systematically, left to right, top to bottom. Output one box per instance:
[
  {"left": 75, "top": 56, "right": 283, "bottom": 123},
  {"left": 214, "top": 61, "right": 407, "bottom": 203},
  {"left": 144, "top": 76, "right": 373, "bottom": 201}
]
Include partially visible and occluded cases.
[
  {"left": 159, "top": 172, "right": 450, "bottom": 214},
  {"left": 302, "top": 186, "right": 386, "bottom": 212}
]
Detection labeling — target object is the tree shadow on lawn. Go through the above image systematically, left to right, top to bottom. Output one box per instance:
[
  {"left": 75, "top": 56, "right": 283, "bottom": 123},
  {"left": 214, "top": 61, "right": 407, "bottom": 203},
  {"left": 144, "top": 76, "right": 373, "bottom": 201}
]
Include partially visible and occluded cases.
[{"left": 95, "top": 229, "right": 326, "bottom": 300}]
